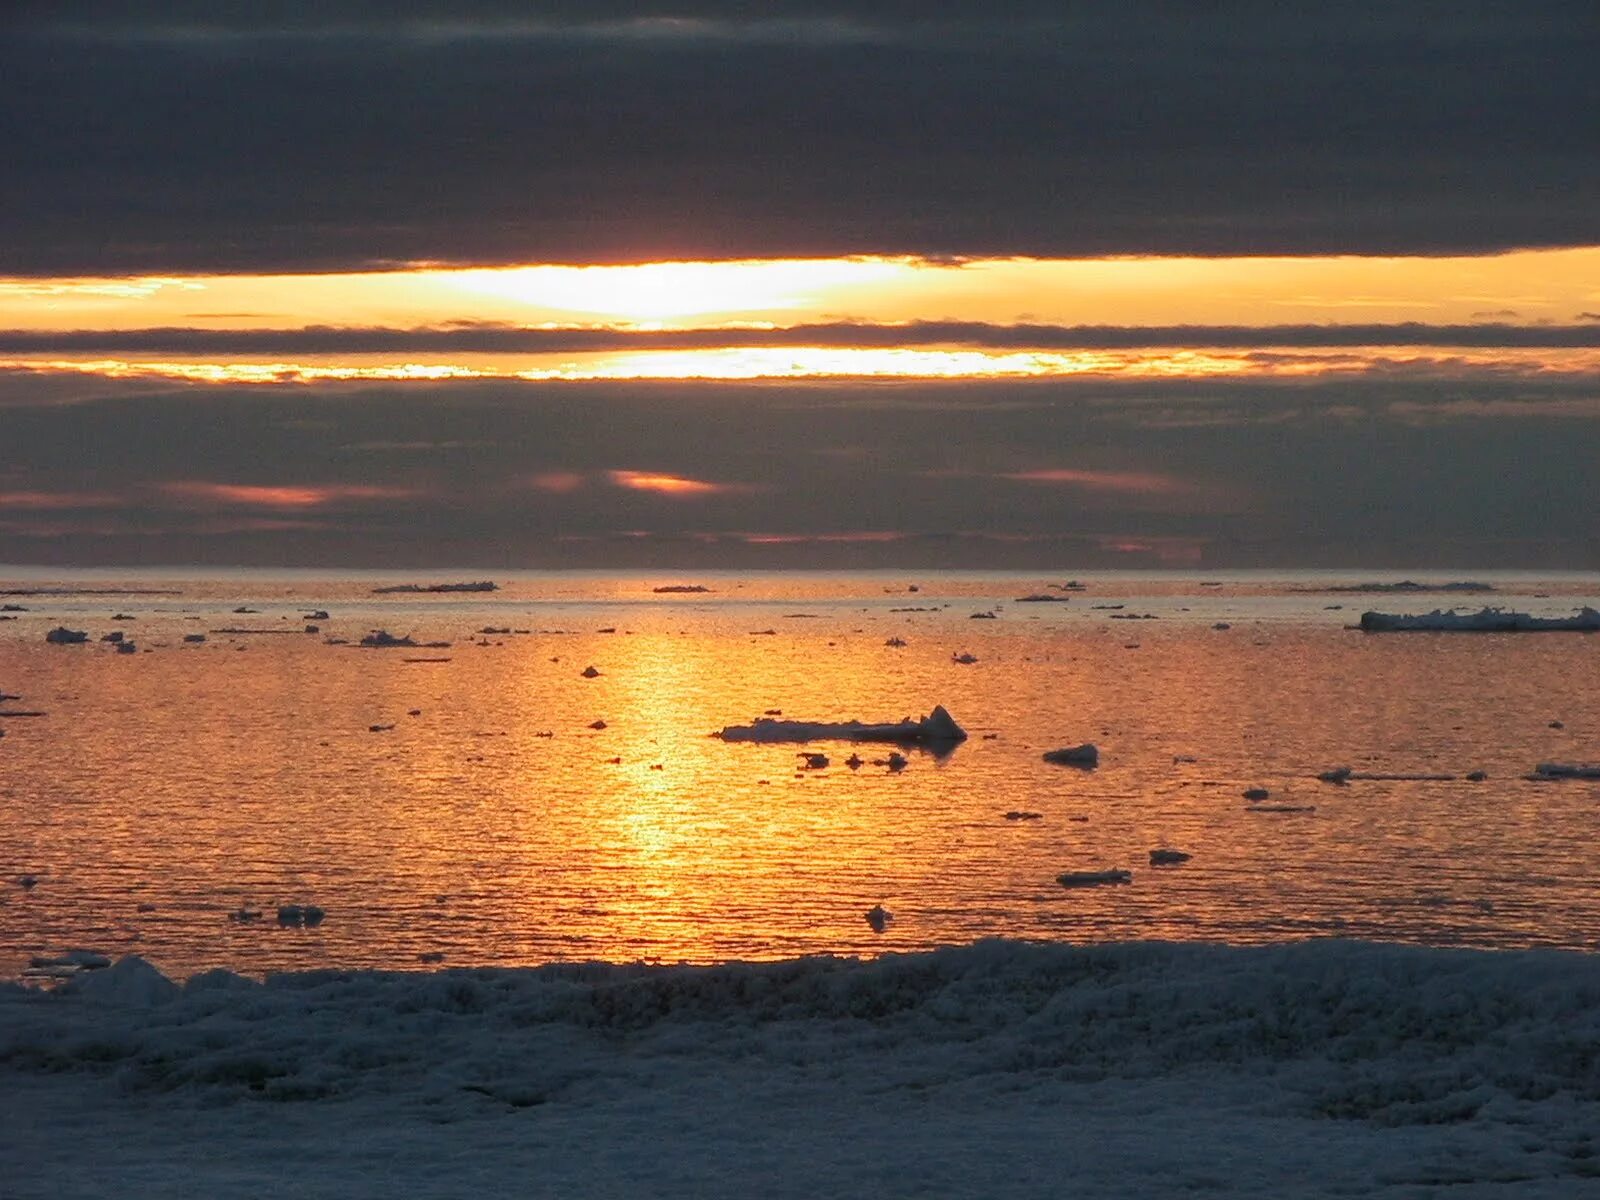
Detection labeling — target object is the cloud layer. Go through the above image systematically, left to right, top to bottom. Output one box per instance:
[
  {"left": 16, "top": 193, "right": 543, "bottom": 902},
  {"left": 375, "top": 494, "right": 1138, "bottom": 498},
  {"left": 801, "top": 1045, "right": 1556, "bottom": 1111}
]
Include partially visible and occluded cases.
[
  {"left": 3, "top": 3, "right": 1597, "bottom": 273},
  {"left": 1, "top": 371, "right": 1595, "bottom": 568}
]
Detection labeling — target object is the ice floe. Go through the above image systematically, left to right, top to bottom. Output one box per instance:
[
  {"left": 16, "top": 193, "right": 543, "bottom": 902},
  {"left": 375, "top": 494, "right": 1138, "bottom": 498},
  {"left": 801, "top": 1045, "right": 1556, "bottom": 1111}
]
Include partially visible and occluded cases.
[
  {"left": 1359, "top": 606, "right": 1600, "bottom": 632},
  {"left": 715, "top": 705, "right": 966, "bottom": 745},
  {"left": 1043, "top": 744, "right": 1098, "bottom": 767},
  {"left": 1531, "top": 762, "right": 1600, "bottom": 780},
  {"left": 1057, "top": 869, "right": 1132, "bottom": 887}
]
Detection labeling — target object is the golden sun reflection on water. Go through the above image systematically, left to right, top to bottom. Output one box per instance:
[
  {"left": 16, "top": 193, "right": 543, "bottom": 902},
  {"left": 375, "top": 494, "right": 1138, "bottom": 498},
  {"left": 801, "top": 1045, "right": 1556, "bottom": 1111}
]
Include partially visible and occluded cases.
[
  {"left": 9, "top": 346, "right": 1600, "bottom": 384},
  {"left": 2, "top": 577, "right": 1600, "bottom": 977}
]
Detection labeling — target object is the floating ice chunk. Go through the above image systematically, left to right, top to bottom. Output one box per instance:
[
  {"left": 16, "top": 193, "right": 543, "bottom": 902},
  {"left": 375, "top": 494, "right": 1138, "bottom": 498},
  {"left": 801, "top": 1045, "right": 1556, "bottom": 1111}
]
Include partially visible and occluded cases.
[
  {"left": 1359, "top": 606, "right": 1600, "bottom": 632},
  {"left": 360, "top": 629, "right": 418, "bottom": 647},
  {"left": 715, "top": 705, "right": 966, "bottom": 745},
  {"left": 1043, "top": 744, "right": 1099, "bottom": 767},
  {"left": 1532, "top": 762, "right": 1600, "bottom": 779},
  {"left": 1243, "top": 787, "right": 1271, "bottom": 801},
  {"left": 1149, "top": 849, "right": 1191, "bottom": 866},
  {"left": 1057, "top": 869, "right": 1132, "bottom": 888},
  {"left": 277, "top": 904, "right": 326, "bottom": 927},
  {"left": 865, "top": 904, "right": 892, "bottom": 932},
  {"left": 30, "top": 949, "right": 111, "bottom": 970},
  {"left": 63, "top": 955, "right": 180, "bottom": 1005}
]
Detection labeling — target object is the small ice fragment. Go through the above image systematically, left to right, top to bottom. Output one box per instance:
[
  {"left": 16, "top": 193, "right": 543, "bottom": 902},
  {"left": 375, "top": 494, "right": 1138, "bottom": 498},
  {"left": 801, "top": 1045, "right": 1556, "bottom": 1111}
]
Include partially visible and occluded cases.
[
  {"left": 581, "top": 665, "right": 601, "bottom": 678},
  {"left": 1043, "top": 744, "right": 1099, "bottom": 768},
  {"left": 1243, "top": 787, "right": 1271, "bottom": 801},
  {"left": 1149, "top": 848, "right": 1191, "bottom": 866},
  {"left": 1057, "top": 869, "right": 1132, "bottom": 888},
  {"left": 277, "top": 904, "right": 326, "bottom": 926},
  {"left": 865, "top": 904, "right": 892, "bottom": 932},
  {"left": 30, "top": 949, "right": 111, "bottom": 970}
]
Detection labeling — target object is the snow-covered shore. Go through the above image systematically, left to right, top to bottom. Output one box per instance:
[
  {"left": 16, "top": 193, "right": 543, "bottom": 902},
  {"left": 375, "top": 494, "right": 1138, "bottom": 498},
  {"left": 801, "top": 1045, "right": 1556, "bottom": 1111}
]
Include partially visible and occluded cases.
[{"left": 5, "top": 939, "right": 1600, "bottom": 1198}]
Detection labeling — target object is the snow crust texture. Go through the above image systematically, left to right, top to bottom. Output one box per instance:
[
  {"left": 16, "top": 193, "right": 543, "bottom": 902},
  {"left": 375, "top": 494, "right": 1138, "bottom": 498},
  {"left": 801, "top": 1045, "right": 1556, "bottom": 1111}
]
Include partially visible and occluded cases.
[{"left": 6, "top": 940, "right": 1600, "bottom": 1197}]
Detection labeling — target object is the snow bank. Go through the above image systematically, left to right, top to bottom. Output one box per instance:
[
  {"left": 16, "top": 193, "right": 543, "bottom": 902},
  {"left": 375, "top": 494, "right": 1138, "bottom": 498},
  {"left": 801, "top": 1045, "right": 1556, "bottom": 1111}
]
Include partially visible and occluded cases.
[
  {"left": 1359, "top": 606, "right": 1600, "bottom": 632},
  {"left": 715, "top": 705, "right": 966, "bottom": 745},
  {"left": 8, "top": 941, "right": 1600, "bottom": 1196}
]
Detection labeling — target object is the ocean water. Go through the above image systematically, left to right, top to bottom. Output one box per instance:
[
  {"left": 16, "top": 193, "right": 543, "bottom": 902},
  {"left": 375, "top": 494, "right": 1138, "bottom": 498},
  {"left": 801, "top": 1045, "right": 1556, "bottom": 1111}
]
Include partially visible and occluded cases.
[{"left": 3, "top": 567, "right": 1599, "bottom": 980}]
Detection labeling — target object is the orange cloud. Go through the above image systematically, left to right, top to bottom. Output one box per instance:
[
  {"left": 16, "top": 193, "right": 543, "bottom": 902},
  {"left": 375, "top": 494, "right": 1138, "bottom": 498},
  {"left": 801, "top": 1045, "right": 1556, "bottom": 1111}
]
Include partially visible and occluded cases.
[
  {"left": 1000, "top": 468, "right": 1197, "bottom": 496},
  {"left": 606, "top": 470, "right": 747, "bottom": 497},
  {"left": 524, "top": 471, "right": 588, "bottom": 493},
  {"left": 156, "top": 481, "right": 417, "bottom": 508},
  {"left": 0, "top": 489, "right": 121, "bottom": 509},
  {"left": 739, "top": 531, "right": 906, "bottom": 544}
]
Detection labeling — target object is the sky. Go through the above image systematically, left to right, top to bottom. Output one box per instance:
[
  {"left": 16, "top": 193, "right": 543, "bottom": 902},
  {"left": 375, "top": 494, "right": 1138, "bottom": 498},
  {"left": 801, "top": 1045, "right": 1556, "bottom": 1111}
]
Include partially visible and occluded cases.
[{"left": 2, "top": 2, "right": 1598, "bottom": 569}]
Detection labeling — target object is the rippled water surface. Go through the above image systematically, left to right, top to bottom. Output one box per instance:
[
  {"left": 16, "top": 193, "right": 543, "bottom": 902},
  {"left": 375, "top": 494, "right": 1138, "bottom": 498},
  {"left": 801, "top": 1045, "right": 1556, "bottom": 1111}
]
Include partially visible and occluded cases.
[{"left": 2, "top": 568, "right": 1598, "bottom": 978}]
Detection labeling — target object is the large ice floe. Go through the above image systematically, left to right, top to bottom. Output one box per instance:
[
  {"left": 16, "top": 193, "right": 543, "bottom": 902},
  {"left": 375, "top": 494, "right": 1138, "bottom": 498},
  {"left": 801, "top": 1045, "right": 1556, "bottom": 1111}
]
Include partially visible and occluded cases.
[
  {"left": 1359, "top": 606, "right": 1600, "bottom": 632},
  {"left": 714, "top": 705, "right": 966, "bottom": 744},
  {"left": 7, "top": 941, "right": 1600, "bottom": 1198}
]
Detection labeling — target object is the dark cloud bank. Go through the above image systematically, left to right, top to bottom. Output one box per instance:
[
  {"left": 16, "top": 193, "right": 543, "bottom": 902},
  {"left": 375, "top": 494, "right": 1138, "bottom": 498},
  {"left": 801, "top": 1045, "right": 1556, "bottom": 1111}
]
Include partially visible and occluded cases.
[
  {"left": 3, "top": 2, "right": 1598, "bottom": 274},
  {"left": 1, "top": 373, "right": 1595, "bottom": 569}
]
